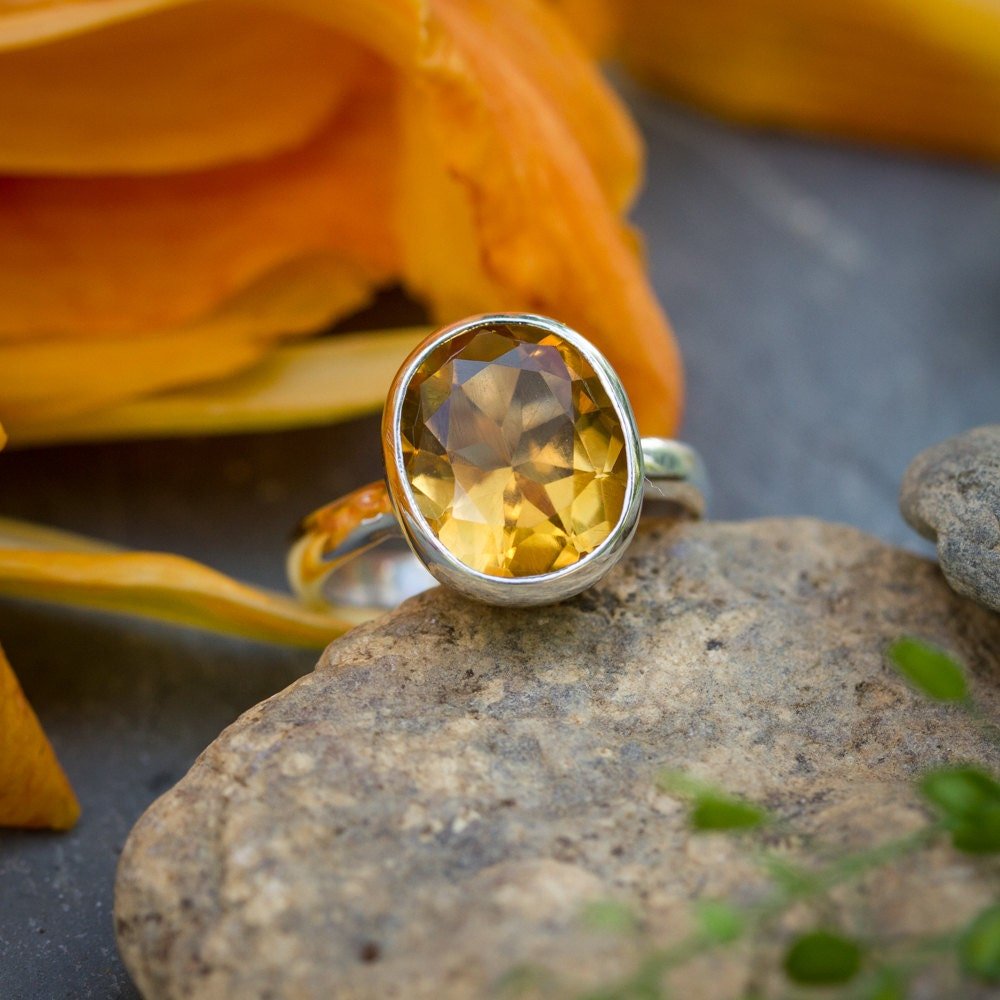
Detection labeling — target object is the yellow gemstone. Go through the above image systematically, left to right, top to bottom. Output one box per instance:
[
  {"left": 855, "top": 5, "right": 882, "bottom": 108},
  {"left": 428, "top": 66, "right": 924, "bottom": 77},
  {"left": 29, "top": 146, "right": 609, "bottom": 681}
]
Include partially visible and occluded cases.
[{"left": 400, "top": 322, "right": 628, "bottom": 578}]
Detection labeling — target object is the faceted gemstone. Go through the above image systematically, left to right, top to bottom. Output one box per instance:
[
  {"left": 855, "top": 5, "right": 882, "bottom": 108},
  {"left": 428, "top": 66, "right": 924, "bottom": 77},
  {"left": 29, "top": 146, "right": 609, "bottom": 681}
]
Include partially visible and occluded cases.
[{"left": 399, "top": 322, "right": 628, "bottom": 578}]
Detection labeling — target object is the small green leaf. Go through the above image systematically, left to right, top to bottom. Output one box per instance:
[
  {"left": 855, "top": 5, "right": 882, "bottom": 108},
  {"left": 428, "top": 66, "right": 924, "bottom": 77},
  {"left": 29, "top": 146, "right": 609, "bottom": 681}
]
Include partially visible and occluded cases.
[
  {"left": 887, "top": 637, "right": 968, "bottom": 702},
  {"left": 921, "top": 766, "right": 1000, "bottom": 814},
  {"left": 920, "top": 767, "right": 1000, "bottom": 853},
  {"left": 655, "top": 769, "right": 705, "bottom": 797},
  {"left": 656, "top": 770, "right": 769, "bottom": 833},
  {"left": 690, "top": 795, "right": 768, "bottom": 832},
  {"left": 581, "top": 899, "right": 637, "bottom": 934},
  {"left": 696, "top": 900, "right": 744, "bottom": 943},
  {"left": 960, "top": 905, "right": 1000, "bottom": 984},
  {"left": 783, "top": 930, "right": 863, "bottom": 985},
  {"left": 865, "top": 968, "right": 907, "bottom": 1000}
]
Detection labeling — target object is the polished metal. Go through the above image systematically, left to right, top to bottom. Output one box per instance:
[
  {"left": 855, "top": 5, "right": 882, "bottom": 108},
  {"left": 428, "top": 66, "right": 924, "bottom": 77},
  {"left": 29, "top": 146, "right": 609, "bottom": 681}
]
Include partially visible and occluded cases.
[
  {"left": 289, "top": 314, "right": 707, "bottom": 611},
  {"left": 641, "top": 437, "right": 709, "bottom": 517}
]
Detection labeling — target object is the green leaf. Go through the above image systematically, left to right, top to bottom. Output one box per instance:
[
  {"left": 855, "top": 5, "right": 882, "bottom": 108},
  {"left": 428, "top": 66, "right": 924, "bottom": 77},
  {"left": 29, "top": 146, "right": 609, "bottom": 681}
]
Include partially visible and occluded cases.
[
  {"left": 887, "top": 637, "right": 968, "bottom": 702},
  {"left": 920, "top": 767, "right": 1000, "bottom": 853},
  {"left": 655, "top": 769, "right": 705, "bottom": 797},
  {"left": 657, "top": 770, "right": 769, "bottom": 833},
  {"left": 690, "top": 795, "right": 768, "bottom": 832},
  {"left": 581, "top": 899, "right": 638, "bottom": 934},
  {"left": 696, "top": 900, "right": 744, "bottom": 944},
  {"left": 960, "top": 905, "right": 1000, "bottom": 983},
  {"left": 783, "top": 930, "right": 863, "bottom": 985},
  {"left": 865, "top": 968, "right": 907, "bottom": 1000}
]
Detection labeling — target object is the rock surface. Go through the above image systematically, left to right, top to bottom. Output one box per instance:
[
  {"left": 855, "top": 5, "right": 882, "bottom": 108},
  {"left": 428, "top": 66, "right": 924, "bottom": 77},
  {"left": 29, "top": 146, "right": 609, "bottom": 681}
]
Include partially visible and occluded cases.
[
  {"left": 900, "top": 425, "right": 1000, "bottom": 613},
  {"left": 115, "top": 518, "right": 1000, "bottom": 1000}
]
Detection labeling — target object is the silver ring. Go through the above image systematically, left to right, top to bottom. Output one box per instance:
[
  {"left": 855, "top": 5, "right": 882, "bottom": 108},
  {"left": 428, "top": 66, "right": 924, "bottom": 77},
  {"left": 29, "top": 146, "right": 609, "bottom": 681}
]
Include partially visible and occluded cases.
[{"left": 288, "top": 314, "right": 707, "bottom": 611}]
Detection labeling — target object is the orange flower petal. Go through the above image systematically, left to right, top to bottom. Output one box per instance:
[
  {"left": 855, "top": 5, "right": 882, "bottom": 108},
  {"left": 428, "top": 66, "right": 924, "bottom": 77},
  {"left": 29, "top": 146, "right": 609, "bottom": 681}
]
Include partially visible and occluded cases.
[
  {"left": 0, "top": 0, "right": 683, "bottom": 439},
  {"left": 394, "top": 0, "right": 682, "bottom": 433},
  {"left": 461, "top": 0, "right": 641, "bottom": 212},
  {"left": 546, "top": 0, "right": 618, "bottom": 59},
  {"left": 618, "top": 0, "right": 1000, "bottom": 162},
  {"left": 0, "top": 2, "right": 371, "bottom": 174},
  {"left": 0, "top": 67, "right": 398, "bottom": 339},
  {"left": 0, "top": 428, "right": 78, "bottom": 831},
  {"left": 0, "top": 639, "right": 80, "bottom": 831}
]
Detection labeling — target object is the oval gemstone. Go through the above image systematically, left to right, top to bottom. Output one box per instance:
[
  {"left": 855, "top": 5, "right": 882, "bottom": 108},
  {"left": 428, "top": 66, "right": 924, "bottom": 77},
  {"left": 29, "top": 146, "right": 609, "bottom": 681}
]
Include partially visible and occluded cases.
[{"left": 399, "top": 321, "right": 629, "bottom": 578}]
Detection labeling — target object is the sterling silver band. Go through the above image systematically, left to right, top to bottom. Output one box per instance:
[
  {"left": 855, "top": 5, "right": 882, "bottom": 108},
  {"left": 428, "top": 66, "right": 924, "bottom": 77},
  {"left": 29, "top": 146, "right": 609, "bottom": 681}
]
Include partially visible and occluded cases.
[
  {"left": 288, "top": 313, "right": 708, "bottom": 613},
  {"left": 295, "top": 436, "right": 707, "bottom": 612}
]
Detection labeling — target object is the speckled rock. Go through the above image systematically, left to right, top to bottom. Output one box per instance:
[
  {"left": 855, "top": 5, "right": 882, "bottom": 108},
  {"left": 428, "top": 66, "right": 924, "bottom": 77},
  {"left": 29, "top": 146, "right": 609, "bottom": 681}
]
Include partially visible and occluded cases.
[
  {"left": 901, "top": 425, "right": 1000, "bottom": 613},
  {"left": 115, "top": 519, "right": 1000, "bottom": 1000}
]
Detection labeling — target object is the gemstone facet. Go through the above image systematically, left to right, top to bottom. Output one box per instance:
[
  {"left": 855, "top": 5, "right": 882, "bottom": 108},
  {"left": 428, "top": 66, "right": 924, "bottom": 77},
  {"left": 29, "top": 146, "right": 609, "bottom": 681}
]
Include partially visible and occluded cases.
[{"left": 399, "top": 321, "right": 629, "bottom": 578}]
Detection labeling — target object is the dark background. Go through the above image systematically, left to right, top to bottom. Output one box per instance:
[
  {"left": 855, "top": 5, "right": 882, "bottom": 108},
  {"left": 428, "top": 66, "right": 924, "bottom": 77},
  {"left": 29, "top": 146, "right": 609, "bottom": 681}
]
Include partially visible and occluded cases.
[{"left": 1, "top": 91, "right": 998, "bottom": 998}]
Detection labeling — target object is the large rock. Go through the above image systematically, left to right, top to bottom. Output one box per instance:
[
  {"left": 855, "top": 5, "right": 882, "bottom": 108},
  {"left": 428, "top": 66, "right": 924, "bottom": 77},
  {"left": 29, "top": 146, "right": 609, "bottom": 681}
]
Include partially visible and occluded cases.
[
  {"left": 900, "top": 425, "right": 1000, "bottom": 613},
  {"left": 115, "top": 519, "right": 1000, "bottom": 1000}
]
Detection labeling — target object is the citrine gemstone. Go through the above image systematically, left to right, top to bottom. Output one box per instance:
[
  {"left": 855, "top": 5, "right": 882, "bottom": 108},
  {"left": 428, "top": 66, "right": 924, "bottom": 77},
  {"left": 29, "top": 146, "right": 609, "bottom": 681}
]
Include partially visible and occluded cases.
[{"left": 399, "top": 322, "right": 629, "bottom": 578}]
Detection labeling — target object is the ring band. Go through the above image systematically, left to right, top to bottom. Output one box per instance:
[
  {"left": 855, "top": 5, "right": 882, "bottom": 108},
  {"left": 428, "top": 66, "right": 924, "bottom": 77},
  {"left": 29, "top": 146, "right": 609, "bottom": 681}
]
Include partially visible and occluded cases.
[{"left": 288, "top": 314, "right": 707, "bottom": 611}]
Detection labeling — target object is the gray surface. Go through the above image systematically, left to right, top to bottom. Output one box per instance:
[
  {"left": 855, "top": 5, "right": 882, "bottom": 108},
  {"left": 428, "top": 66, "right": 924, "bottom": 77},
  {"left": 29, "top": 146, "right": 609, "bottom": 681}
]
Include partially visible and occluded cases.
[{"left": 0, "top": 96, "right": 998, "bottom": 999}]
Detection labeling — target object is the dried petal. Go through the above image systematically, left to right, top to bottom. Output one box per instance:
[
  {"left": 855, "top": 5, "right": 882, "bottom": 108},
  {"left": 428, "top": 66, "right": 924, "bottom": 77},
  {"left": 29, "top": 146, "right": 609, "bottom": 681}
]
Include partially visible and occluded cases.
[{"left": 0, "top": 643, "right": 80, "bottom": 829}]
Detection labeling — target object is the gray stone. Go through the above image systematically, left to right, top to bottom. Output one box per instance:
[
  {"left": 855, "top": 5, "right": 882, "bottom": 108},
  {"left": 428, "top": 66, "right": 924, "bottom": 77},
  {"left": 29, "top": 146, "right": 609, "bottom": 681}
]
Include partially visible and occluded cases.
[
  {"left": 900, "top": 425, "right": 1000, "bottom": 613},
  {"left": 114, "top": 518, "right": 1000, "bottom": 1000}
]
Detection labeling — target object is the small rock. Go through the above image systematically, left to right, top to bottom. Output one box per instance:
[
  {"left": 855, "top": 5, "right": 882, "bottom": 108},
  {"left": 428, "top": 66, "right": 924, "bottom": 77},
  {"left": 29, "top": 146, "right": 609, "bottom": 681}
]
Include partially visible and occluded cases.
[
  {"left": 900, "top": 425, "right": 1000, "bottom": 612},
  {"left": 115, "top": 519, "right": 1000, "bottom": 1000}
]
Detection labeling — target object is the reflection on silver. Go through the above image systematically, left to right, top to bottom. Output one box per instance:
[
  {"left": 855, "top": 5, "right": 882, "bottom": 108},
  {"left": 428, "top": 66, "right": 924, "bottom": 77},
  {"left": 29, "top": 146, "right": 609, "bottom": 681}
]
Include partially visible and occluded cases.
[{"left": 319, "top": 535, "right": 437, "bottom": 609}]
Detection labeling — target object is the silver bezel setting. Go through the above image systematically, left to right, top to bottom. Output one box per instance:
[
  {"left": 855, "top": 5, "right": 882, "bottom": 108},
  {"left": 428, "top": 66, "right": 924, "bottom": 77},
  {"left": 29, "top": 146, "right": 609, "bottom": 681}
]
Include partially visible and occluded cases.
[{"left": 381, "top": 313, "right": 644, "bottom": 607}]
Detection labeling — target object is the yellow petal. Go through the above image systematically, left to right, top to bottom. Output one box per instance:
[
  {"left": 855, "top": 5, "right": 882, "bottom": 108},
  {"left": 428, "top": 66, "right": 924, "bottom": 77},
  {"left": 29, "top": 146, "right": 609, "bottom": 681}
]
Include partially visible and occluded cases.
[
  {"left": 618, "top": 0, "right": 1000, "bottom": 162},
  {"left": 0, "top": 254, "right": 375, "bottom": 432},
  {"left": 7, "top": 328, "right": 425, "bottom": 447},
  {"left": 0, "top": 515, "right": 117, "bottom": 552},
  {"left": 0, "top": 544, "right": 367, "bottom": 647},
  {"left": 0, "top": 642, "right": 80, "bottom": 830}
]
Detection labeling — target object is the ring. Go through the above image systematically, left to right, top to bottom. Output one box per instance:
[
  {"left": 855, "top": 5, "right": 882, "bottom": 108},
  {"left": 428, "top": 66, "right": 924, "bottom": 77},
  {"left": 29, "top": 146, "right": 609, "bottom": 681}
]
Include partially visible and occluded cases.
[{"left": 288, "top": 314, "right": 707, "bottom": 611}]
